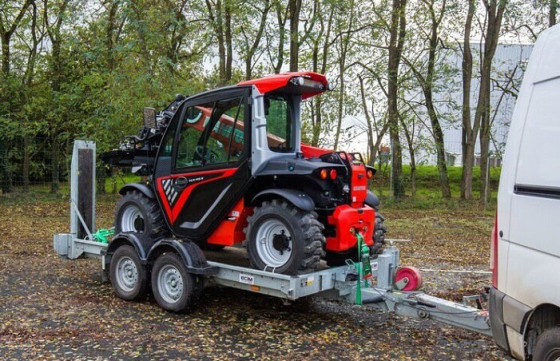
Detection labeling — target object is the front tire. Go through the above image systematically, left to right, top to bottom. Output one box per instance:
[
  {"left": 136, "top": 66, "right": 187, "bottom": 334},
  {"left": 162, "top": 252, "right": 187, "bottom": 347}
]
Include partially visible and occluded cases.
[
  {"left": 115, "top": 190, "right": 168, "bottom": 239},
  {"left": 245, "top": 200, "right": 325, "bottom": 275},
  {"left": 109, "top": 245, "right": 147, "bottom": 301},
  {"left": 151, "top": 253, "right": 196, "bottom": 313},
  {"left": 534, "top": 327, "right": 560, "bottom": 361}
]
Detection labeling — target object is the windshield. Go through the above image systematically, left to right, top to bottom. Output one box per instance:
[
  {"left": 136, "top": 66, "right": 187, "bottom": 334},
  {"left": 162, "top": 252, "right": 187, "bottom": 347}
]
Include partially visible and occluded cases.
[{"left": 265, "top": 95, "right": 294, "bottom": 153}]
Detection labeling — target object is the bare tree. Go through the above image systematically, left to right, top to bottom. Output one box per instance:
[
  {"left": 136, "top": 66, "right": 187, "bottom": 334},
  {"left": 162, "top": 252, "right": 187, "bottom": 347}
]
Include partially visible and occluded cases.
[
  {"left": 205, "top": 0, "right": 233, "bottom": 84},
  {"left": 387, "top": 0, "right": 407, "bottom": 199},
  {"left": 404, "top": 0, "right": 451, "bottom": 198},
  {"left": 460, "top": 0, "right": 476, "bottom": 200},
  {"left": 477, "top": 0, "right": 507, "bottom": 201},
  {"left": 550, "top": 0, "right": 558, "bottom": 26}
]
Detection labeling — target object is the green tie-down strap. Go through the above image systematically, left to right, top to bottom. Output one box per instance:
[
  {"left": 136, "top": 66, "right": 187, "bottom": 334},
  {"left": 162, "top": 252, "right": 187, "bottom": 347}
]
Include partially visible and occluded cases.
[
  {"left": 93, "top": 228, "right": 115, "bottom": 243},
  {"left": 351, "top": 231, "right": 373, "bottom": 305}
]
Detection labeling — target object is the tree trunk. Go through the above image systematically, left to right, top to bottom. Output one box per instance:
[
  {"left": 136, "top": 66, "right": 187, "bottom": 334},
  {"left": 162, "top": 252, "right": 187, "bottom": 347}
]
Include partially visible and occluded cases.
[
  {"left": 244, "top": 0, "right": 270, "bottom": 80},
  {"left": 288, "top": 0, "right": 302, "bottom": 71},
  {"left": 387, "top": 0, "right": 407, "bottom": 199},
  {"left": 418, "top": 0, "right": 450, "bottom": 198},
  {"left": 461, "top": 0, "right": 476, "bottom": 200},
  {"left": 477, "top": 0, "right": 507, "bottom": 200},
  {"left": 551, "top": 0, "right": 557, "bottom": 27},
  {"left": 225, "top": 1, "right": 232, "bottom": 81},
  {"left": 272, "top": 1, "right": 286, "bottom": 73},
  {"left": 1, "top": 33, "right": 9, "bottom": 76},
  {"left": 333, "top": 71, "right": 345, "bottom": 150},
  {"left": 400, "top": 114, "right": 416, "bottom": 197},
  {"left": 23, "top": 135, "right": 30, "bottom": 192},
  {"left": 50, "top": 137, "right": 59, "bottom": 194},
  {"left": 0, "top": 138, "right": 12, "bottom": 193},
  {"left": 97, "top": 164, "right": 106, "bottom": 195}
]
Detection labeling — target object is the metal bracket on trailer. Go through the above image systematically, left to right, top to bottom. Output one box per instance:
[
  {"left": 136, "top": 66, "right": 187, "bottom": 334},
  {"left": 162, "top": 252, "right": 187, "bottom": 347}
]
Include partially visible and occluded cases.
[{"left": 378, "top": 291, "right": 492, "bottom": 336}]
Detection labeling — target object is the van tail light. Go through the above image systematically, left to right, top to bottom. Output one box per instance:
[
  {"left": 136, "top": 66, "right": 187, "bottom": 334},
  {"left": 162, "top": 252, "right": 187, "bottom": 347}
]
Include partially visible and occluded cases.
[{"left": 490, "top": 212, "right": 498, "bottom": 288}]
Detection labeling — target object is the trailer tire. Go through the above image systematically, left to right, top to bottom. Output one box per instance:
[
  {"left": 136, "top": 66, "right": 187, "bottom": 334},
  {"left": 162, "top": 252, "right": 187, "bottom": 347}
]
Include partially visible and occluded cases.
[
  {"left": 115, "top": 190, "right": 168, "bottom": 239},
  {"left": 245, "top": 200, "right": 325, "bottom": 275},
  {"left": 371, "top": 212, "right": 387, "bottom": 255},
  {"left": 109, "top": 245, "right": 147, "bottom": 301},
  {"left": 151, "top": 253, "right": 195, "bottom": 313},
  {"left": 534, "top": 327, "right": 560, "bottom": 361}
]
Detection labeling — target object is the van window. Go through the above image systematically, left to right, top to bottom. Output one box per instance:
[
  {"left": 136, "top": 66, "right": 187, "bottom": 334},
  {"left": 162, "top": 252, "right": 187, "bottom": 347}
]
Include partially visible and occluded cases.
[{"left": 516, "top": 77, "right": 560, "bottom": 187}]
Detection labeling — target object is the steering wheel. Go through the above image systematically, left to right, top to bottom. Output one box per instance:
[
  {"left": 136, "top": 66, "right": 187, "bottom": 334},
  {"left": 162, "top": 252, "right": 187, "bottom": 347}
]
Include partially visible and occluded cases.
[{"left": 194, "top": 145, "right": 220, "bottom": 164}]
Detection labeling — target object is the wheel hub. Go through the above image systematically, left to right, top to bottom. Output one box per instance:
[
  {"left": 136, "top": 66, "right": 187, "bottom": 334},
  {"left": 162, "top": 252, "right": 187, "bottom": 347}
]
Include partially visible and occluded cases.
[
  {"left": 121, "top": 206, "right": 145, "bottom": 233},
  {"left": 133, "top": 215, "right": 144, "bottom": 232},
  {"left": 255, "top": 219, "right": 293, "bottom": 268},
  {"left": 272, "top": 230, "right": 291, "bottom": 255},
  {"left": 116, "top": 257, "right": 138, "bottom": 292},
  {"left": 158, "top": 265, "right": 183, "bottom": 303}
]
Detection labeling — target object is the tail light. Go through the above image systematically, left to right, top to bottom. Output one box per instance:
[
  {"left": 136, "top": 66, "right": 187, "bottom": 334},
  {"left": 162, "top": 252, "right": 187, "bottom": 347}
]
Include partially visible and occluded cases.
[
  {"left": 318, "top": 168, "right": 338, "bottom": 180},
  {"left": 490, "top": 212, "right": 498, "bottom": 288}
]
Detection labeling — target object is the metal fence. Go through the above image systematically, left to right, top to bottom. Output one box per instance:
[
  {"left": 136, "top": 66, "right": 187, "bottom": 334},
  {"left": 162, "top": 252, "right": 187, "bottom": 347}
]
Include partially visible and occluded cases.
[{"left": 0, "top": 137, "right": 74, "bottom": 195}]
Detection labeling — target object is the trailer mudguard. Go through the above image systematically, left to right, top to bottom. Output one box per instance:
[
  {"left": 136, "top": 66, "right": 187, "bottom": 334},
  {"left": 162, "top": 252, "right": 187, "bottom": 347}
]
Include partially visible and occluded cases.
[
  {"left": 119, "top": 182, "right": 155, "bottom": 199},
  {"left": 251, "top": 189, "right": 315, "bottom": 212},
  {"left": 106, "top": 232, "right": 156, "bottom": 263},
  {"left": 147, "top": 239, "right": 218, "bottom": 276}
]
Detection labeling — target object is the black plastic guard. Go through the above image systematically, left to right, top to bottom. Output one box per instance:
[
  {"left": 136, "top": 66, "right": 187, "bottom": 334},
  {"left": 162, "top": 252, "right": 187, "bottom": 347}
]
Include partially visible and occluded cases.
[
  {"left": 251, "top": 188, "right": 315, "bottom": 212},
  {"left": 147, "top": 238, "right": 219, "bottom": 276}
]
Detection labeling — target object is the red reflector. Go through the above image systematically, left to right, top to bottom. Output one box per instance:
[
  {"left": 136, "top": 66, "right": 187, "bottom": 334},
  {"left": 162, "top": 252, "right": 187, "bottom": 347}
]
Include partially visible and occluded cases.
[
  {"left": 320, "top": 169, "right": 328, "bottom": 180},
  {"left": 329, "top": 169, "right": 337, "bottom": 179},
  {"left": 367, "top": 170, "right": 374, "bottom": 179}
]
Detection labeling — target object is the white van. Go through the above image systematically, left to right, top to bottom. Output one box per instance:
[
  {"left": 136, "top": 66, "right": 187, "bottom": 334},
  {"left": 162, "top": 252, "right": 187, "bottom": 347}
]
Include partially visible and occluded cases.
[{"left": 491, "top": 23, "right": 560, "bottom": 361}]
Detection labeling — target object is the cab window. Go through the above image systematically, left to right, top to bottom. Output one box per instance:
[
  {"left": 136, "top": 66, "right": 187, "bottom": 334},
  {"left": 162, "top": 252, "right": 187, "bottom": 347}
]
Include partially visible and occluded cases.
[{"left": 175, "top": 96, "right": 246, "bottom": 169}]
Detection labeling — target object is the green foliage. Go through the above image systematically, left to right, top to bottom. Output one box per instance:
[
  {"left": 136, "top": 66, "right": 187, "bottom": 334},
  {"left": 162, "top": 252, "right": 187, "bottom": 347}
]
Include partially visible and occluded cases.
[
  {"left": 0, "top": 0, "right": 542, "bottom": 201},
  {"left": 372, "top": 164, "right": 500, "bottom": 209}
]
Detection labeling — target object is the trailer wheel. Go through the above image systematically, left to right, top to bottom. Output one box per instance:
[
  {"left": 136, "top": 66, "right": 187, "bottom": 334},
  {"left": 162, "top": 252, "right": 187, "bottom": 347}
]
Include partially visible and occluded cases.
[
  {"left": 115, "top": 190, "right": 168, "bottom": 238},
  {"left": 245, "top": 200, "right": 325, "bottom": 275},
  {"left": 371, "top": 212, "right": 387, "bottom": 255},
  {"left": 109, "top": 245, "right": 147, "bottom": 301},
  {"left": 151, "top": 253, "right": 195, "bottom": 313},
  {"left": 534, "top": 327, "right": 560, "bottom": 361}
]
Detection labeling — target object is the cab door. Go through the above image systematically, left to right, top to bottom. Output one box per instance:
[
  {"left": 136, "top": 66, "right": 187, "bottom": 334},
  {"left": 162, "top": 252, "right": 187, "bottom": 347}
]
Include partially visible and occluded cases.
[{"left": 153, "top": 87, "right": 252, "bottom": 241}]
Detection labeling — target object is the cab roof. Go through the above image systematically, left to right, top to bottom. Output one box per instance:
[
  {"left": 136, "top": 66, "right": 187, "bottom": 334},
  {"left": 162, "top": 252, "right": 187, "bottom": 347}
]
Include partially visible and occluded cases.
[{"left": 237, "top": 71, "right": 329, "bottom": 100}]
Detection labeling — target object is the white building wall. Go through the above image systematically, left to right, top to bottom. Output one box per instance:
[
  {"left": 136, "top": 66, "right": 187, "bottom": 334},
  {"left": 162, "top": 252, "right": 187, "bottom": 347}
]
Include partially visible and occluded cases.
[{"left": 409, "top": 44, "right": 533, "bottom": 167}]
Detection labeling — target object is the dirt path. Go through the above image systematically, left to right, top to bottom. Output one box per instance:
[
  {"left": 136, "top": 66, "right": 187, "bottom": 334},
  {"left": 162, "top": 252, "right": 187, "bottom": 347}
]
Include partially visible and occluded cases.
[{"left": 0, "top": 198, "right": 512, "bottom": 360}]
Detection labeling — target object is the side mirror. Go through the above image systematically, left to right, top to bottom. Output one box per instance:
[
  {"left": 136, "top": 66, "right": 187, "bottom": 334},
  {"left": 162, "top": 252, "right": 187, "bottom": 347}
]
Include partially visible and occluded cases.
[{"left": 143, "top": 107, "right": 156, "bottom": 128}]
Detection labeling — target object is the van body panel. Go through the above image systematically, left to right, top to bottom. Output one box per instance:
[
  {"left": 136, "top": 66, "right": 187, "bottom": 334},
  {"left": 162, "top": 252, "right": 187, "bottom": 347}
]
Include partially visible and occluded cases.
[
  {"left": 493, "top": 24, "right": 560, "bottom": 360},
  {"left": 504, "top": 242, "right": 560, "bottom": 308}
]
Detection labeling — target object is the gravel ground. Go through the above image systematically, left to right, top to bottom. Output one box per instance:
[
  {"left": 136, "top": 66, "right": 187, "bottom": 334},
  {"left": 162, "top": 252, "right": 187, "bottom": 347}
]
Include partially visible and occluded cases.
[{"left": 0, "top": 196, "right": 514, "bottom": 360}]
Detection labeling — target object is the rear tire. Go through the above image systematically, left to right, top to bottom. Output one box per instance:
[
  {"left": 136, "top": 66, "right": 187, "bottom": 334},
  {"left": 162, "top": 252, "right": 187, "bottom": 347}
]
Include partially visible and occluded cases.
[
  {"left": 115, "top": 190, "right": 168, "bottom": 239},
  {"left": 245, "top": 200, "right": 325, "bottom": 275},
  {"left": 372, "top": 212, "right": 387, "bottom": 254},
  {"left": 109, "top": 245, "right": 147, "bottom": 301},
  {"left": 151, "top": 253, "right": 196, "bottom": 313},
  {"left": 534, "top": 327, "right": 560, "bottom": 361}
]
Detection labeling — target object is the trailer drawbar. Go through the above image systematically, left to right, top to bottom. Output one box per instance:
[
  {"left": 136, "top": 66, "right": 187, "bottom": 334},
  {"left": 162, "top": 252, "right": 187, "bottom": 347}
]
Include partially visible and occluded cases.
[{"left": 53, "top": 141, "right": 491, "bottom": 336}]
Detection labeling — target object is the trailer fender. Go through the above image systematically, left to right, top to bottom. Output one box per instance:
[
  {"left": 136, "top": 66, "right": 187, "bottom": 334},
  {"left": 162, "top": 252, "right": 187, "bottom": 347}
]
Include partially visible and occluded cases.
[
  {"left": 119, "top": 182, "right": 155, "bottom": 199},
  {"left": 251, "top": 189, "right": 315, "bottom": 212},
  {"left": 365, "top": 190, "right": 380, "bottom": 210},
  {"left": 105, "top": 232, "right": 156, "bottom": 267},
  {"left": 147, "top": 239, "right": 218, "bottom": 276}
]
